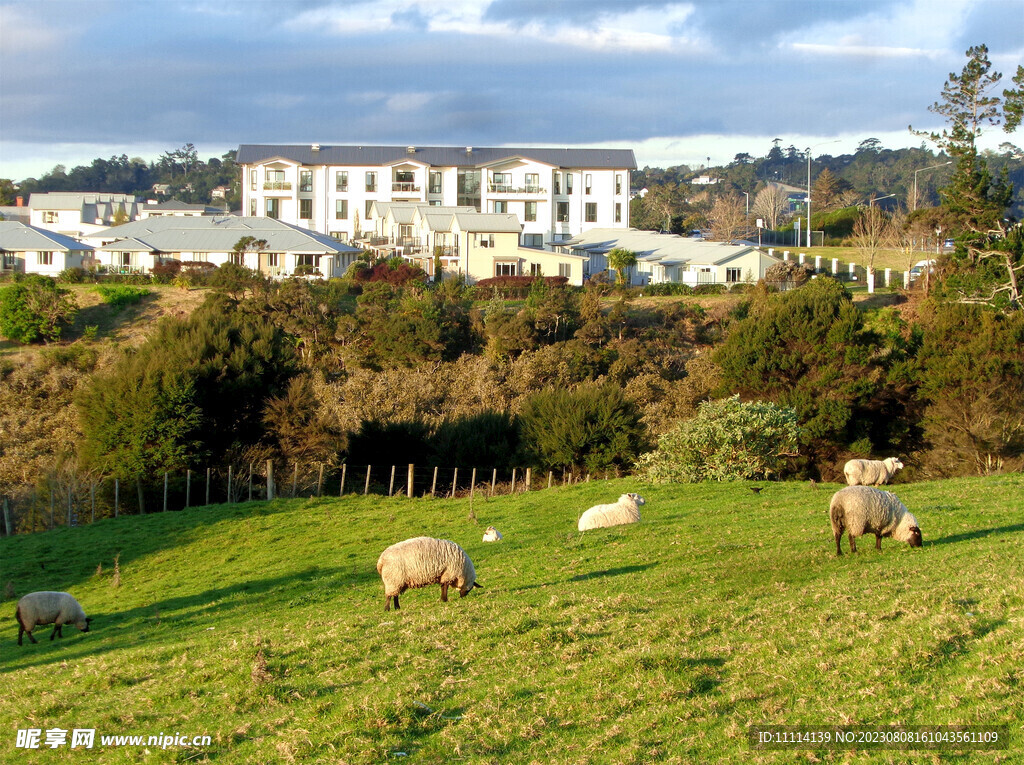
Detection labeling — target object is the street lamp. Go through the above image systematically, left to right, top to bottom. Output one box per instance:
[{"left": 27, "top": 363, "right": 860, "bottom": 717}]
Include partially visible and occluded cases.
[
  {"left": 806, "top": 140, "right": 841, "bottom": 248},
  {"left": 912, "top": 161, "right": 952, "bottom": 211},
  {"left": 742, "top": 191, "right": 749, "bottom": 216},
  {"left": 869, "top": 193, "right": 898, "bottom": 207}
]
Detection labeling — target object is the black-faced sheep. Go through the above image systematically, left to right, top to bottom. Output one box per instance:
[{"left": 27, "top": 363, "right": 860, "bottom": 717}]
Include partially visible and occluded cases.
[
  {"left": 843, "top": 457, "right": 904, "bottom": 486},
  {"left": 829, "top": 486, "right": 922, "bottom": 555},
  {"left": 578, "top": 493, "right": 645, "bottom": 531},
  {"left": 376, "top": 537, "right": 482, "bottom": 611},
  {"left": 16, "top": 592, "right": 91, "bottom": 645}
]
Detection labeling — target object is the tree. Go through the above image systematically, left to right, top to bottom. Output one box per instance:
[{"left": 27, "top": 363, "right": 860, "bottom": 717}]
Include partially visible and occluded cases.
[
  {"left": 911, "top": 44, "right": 1024, "bottom": 309},
  {"left": 812, "top": 167, "right": 842, "bottom": 212},
  {"left": 752, "top": 184, "right": 788, "bottom": 230},
  {"left": 706, "top": 194, "right": 749, "bottom": 242},
  {"left": 851, "top": 206, "right": 893, "bottom": 293},
  {"left": 607, "top": 247, "right": 638, "bottom": 286},
  {"left": 0, "top": 276, "right": 79, "bottom": 344},
  {"left": 637, "top": 396, "right": 800, "bottom": 482}
]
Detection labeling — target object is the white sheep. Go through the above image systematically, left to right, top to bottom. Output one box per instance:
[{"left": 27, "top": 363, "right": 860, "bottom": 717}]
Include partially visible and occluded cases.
[
  {"left": 843, "top": 457, "right": 904, "bottom": 486},
  {"left": 829, "top": 486, "right": 922, "bottom": 555},
  {"left": 577, "top": 493, "right": 645, "bottom": 532},
  {"left": 482, "top": 526, "right": 503, "bottom": 542},
  {"left": 376, "top": 537, "right": 482, "bottom": 611},
  {"left": 16, "top": 591, "right": 92, "bottom": 646}
]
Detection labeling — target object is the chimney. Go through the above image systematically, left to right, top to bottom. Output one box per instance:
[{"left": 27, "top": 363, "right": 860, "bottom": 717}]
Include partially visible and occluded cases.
[
  {"left": 311, "top": 143, "right": 320, "bottom": 151},
  {"left": 407, "top": 146, "right": 416, "bottom": 154},
  {"left": 466, "top": 146, "right": 473, "bottom": 154},
  {"left": 16, "top": 196, "right": 23, "bottom": 207}
]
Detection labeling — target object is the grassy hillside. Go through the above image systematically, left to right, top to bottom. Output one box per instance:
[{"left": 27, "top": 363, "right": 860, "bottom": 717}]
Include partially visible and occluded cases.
[{"left": 2, "top": 476, "right": 1022, "bottom": 763}]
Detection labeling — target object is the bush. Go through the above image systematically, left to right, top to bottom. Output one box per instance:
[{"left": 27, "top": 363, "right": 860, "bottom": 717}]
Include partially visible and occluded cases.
[
  {"left": 350, "top": 257, "right": 427, "bottom": 286},
  {"left": 150, "top": 260, "right": 182, "bottom": 283},
  {"left": 58, "top": 267, "right": 87, "bottom": 283},
  {"left": 0, "top": 275, "right": 79, "bottom": 344},
  {"left": 474, "top": 275, "right": 569, "bottom": 299},
  {"left": 642, "top": 282, "right": 694, "bottom": 296},
  {"left": 694, "top": 283, "right": 727, "bottom": 295},
  {"left": 93, "top": 284, "right": 150, "bottom": 312},
  {"left": 637, "top": 395, "right": 800, "bottom": 482}
]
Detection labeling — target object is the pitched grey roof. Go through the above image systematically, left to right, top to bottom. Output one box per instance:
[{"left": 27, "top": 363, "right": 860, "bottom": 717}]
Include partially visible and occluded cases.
[
  {"left": 237, "top": 144, "right": 637, "bottom": 170},
  {"left": 28, "top": 192, "right": 141, "bottom": 211},
  {"left": 451, "top": 212, "right": 523, "bottom": 233},
  {"left": 91, "top": 216, "right": 361, "bottom": 255},
  {"left": 0, "top": 221, "right": 95, "bottom": 252},
  {"left": 552, "top": 228, "right": 774, "bottom": 266}
]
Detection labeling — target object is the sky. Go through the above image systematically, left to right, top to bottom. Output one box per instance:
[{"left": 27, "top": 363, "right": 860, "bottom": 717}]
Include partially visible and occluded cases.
[{"left": 1, "top": 0, "right": 1022, "bottom": 182}]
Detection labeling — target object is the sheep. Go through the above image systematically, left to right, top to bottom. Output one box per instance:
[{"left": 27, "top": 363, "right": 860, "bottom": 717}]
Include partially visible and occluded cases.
[
  {"left": 843, "top": 457, "right": 904, "bottom": 486},
  {"left": 829, "top": 486, "right": 922, "bottom": 555},
  {"left": 578, "top": 493, "right": 645, "bottom": 532},
  {"left": 482, "top": 526, "right": 503, "bottom": 542},
  {"left": 376, "top": 537, "right": 482, "bottom": 611},
  {"left": 16, "top": 592, "right": 91, "bottom": 646}
]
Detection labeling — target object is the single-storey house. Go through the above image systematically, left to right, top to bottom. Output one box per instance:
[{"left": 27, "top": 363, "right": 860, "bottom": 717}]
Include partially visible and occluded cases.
[{"left": 0, "top": 221, "right": 94, "bottom": 276}]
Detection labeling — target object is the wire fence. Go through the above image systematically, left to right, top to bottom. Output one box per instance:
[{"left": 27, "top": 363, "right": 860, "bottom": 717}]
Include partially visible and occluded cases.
[{"left": 1, "top": 461, "right": 624, "bottom": 536}]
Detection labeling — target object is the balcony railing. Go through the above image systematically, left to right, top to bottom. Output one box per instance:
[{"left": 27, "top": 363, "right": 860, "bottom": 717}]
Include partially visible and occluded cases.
[
  {"left": 263, "top": 181, "right": 292, "bottom": 191},
  {"left": 392, "top": 182, "right": 421, "bottom": 193},
  {"left": 488, "top": 184, "right": 545, "bottom": 194}
]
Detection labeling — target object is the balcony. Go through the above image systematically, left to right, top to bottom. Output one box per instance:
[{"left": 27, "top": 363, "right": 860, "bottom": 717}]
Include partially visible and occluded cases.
[
  {"left": 263, "top": 181, "right": 292, "bottom": 191},
  {"left": 392, "top": 182, "right": 421, "bottom": 193},
  {"left": 488, "top": 184, "right": 546, "bottom": 195}
]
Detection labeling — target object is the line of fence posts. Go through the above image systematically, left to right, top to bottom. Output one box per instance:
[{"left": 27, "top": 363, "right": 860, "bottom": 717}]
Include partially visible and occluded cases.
[{"left": 1, "top": 462, "right": 620, "bottom": 535}]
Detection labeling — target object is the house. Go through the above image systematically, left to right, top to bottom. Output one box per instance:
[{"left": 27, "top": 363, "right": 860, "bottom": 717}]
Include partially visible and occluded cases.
[
  {"left": 236, "top": 144, "right": 635, "bottom": 250},
  {"left": 28, "top": 193, "right": 144, "bottom": 238},
  {"left": 140, "top": 200, "right": 227, "bottom": 218},
  {"left": 364, "top": 202, "right": 588, "bottom": 285},
  {"left": 83, "top": 216, "right": 362, "bottom": 278},
  {"left": 0, "top": 221, "right": 94, "bottom": 276},
  {"left": 549, "top": 228, "right": 781, "bottom": 286}
]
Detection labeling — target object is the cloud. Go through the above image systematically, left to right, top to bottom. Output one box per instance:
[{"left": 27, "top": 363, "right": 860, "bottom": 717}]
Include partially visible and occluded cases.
[{"left": 0, "top": 2, "right": 73, "bottom": 54}]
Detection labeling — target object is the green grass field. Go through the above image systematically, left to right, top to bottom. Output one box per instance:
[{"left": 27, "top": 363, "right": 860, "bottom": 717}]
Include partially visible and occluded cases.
[{"left": 2, "top": 476, "right": 1021, "bottom": 763}]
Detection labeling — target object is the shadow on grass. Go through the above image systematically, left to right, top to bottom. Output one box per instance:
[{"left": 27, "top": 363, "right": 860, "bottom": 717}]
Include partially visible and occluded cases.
[
  {"left": 928, "top": 523, "right": 1024, "bottom": 547},
  {"left": 570, "top": 563, "right": 658, "bottom": 582}
]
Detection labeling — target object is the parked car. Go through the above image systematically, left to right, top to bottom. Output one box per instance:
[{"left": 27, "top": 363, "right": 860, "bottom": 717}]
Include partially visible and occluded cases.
[
  {"left": 942, "top": 238, "right": 955, "bottom": 251},
  {"left": 909, "top": 259, "right": 936, "bottom": 281}
]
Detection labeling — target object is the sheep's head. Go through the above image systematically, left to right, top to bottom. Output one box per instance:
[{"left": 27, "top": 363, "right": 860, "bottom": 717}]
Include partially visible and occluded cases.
[
  {"left": 887, "top": 458, "right": 905, "bottom": 472},
  {"left": 625, "top": 493, "right": 646, "bottom": 506},
  {"left": 907, "top": 526, "right": 923, "bottom": 548},
  {"left": 459, "top": 582, "right": 483, "bottom": 597},
  {"left": 78, "top": 616, "right": 92, "bottom": 632}
]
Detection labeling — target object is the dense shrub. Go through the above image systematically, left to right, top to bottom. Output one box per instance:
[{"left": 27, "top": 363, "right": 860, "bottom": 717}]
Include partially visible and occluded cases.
[
  {"left": 350, "top": 257, "right": 427, "bottom": 286},
  {"left": 150, "top": 259, "right": 182, "bottom": 283},
  {"left": 58, "top": 267, "right": 88, "bottom": 283},
  {"left": 0, "top": 275, "right": 79, "bottom": 343},
  {"left": 474, "top": 275, "right": 569, "bottom": 299},
  {"left": 638, "top": 282, "right": 694, "bottom": 296},
  {"left": 694, "top": 283, "right": 727, "bottom": 295},
  {"left": 93, "top": 284, "right": 150, "bottom": 312},
  {"left": 637, "top": 395, "right": 800, "bottom": 482}
]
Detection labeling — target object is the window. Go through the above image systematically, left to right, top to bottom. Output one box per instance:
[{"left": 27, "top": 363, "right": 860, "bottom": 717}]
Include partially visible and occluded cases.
[
  {"left": 266, "top": 169, "right": 285, "bottom": 186},
  {"left": 300, "top": 169, "right": 312, "bottom": 192},
  {"left": 457, "top": 169, "right": 481, "bottom": 211},
  {"left": 250, "top": 170, "right": 257, "bottom": 190},
  {"left": 394, "top": 170, "right": 415, "bottom": 191},
  {"left": 336, "top": 171, "right": 348, "bottom": 192},
  {"left": 365, "top": 171, "right": 377, "bottom": 192},
  {"left": 429, "top": 171, "right": 442, "bottom": 194},
  {"left": 492, "top": 172, "right": 511, "bottom": 191},
  {"left": 525, "top": 173, "right": 539, "bottom": 192},
  {"left": 554, "top": 174, "right": 561, "bottom": 195},
  {"left": 566, "top": 174, "right": 573, "bottom": 194},
  {"left": 585, "top": 174, "right": 592, "bottom": 194},
  {"left": 616, "top": 174, "right": 623, "bottom": 195},
  {"left": 266, "top": 198, "right": 279, "bottom": 219},
  {"left": 249, "top": 199, "right": 257, "bottom": 216},
  {"left": 300, "top": 199, "right": 313, "bottom": 219},
  {"left": 336, "top": 199, "right": 348, "bottom": 220},
  {"left": 429, "top": 199, "right": 442, "bottom": 206},
  {"left": 365, "top": 200, "right": 374, "bottom": 218},
  {"left": 493, "top": 201, "right": 507, "bottom": 213},
  {"left": 525, "top": 201, "right": 537, "bottom": 222},
  {"left": 556, "top": 202, "right": 569, "bottom": 222},
  {"left": 615, "top": 202, "right": 622, "bottom": 223},
  {"left": 585, "top": 203, "right": 597, "bottom": 222},
  {"left": 43, "top": 211, "right": 58, "bottom": 223},
  {"left": 522, "top": 233, "right": 543, "bottom": 248},
  {"left": 477, "top": 234, "right": 495, "bottom": 248},
  {"left": 38, "top": 251, "right": 54, "bottom": 265},
  {"left": 120, "top": 252, "right": 132, "bottom": 267},
  {"left": 230, "top": 252, "right": 244, "bottom": 265},
  {"left": 266, "top": 253, "right": 279, "bottom": 267},
  {"left": 296, "top": 254, "right": 321, "bottom": 269},
  {"left": 495, "top": 262, "right": 517, "bottom": 276},
  {"left": 530, "top": 263, "right": 543, "bottom": 276},
  {"left": 559, "top": 263, "right": 572, "bottom": 278},
  {"left": 726, "top": 267, "right": 742, "bottom": 283}
]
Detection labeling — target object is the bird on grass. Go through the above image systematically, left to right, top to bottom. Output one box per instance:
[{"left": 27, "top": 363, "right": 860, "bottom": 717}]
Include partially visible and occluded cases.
[{"left": 749, "top": 486, "right": 764, "bottom": 495}]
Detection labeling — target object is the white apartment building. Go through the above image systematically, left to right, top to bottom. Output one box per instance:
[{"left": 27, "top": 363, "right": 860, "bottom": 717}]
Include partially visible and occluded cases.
[
  {"left": 236, "top": 144, "right": 635, "bottom": 250},
  {"left": 28, "top": 193, "right": 144, "bottom": 239}
]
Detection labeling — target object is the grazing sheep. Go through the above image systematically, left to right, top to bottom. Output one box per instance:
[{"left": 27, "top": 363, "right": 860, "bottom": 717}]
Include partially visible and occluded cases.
[
  {"left": 843, "top": 457, "right": 904, "bottom": 486},
  {"left": 829, "top": 486, "right": 922, "bottom": 555},
  {"left": 578, "top": 493, "right": 645, "bottom": 532},
  {"left": 482, "top": 526, "right": 503, "bottom": 542},
  {"left": 376, "top": 537, "right": 482, "bottom": 611},
  {"left": 16, "top": 592, "right": 91, "bottom": 646}
]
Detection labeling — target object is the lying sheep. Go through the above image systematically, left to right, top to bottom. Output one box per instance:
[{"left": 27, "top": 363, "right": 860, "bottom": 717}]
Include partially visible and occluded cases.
[
  {"left": 843, "top": 457, "right": 904, "bottom": 486},
  {"left": 829, "top": 486, "right": 922, "bottom": 555},
  {"left": 578, "top": 493, "right": 645, "bottom": 532},
  {"left": 482, "top": 526, "right": 503, "bottom": 542},
  {"left": 376, "top": 537, "right": 482, "bottom": 611},
  {"left": 16, "top": 591, "right": 92, "bottom": 646}
]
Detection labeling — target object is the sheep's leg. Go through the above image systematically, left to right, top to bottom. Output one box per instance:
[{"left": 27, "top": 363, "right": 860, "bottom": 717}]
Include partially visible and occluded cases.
[
  {"left": 834, "top": 532, "right": 843, "bottom": 556},
  {"left": 875, "top": 534, "right": 882, "bottom": 551},
  {"left": 849, "top": 536, "right": 858, "bottom": 554},
  {"left": 440, "top": 583, "right": 449, "bottom": 602},
  {"left": 393, "top": 594, "right": 399, "bottom": 610}
]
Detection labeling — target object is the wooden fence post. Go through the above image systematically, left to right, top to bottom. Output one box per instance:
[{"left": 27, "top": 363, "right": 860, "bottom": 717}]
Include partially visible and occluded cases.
[
  {"left": 266, "top": 460, "right": 275, "bottom": 501},
  {"left": 248, "top": 463, "right": 253, "bottom": 502},
  {"left": 292, "top": 463, "right": 299, "bottom": 498},
  {"left": 317, "top": 464, "right": 324, "bottom": 497},
  {"left": 339, "top": 464, "right": 347, "bottom": 496},
  {"left": 407, "top": 464, "right": 414, "bottom": 498},
  {"left": 228, "top": 465, "right": 233, "bottom": 503},
  {"left": 364, "top": 465, "right": 372, "bottom": 495},
  {"left": 388, "top": 466, "right": 396, "bottom": 496},
  {"left": 431, "top": 467, "right": 438, "bottom": 497},
  {"left": 206, "top": 468, "right": 211, "bottom": 505},
  {"left": 451, "top": 468, "right": 458, "bottom": 498},
  {"left": 470, "top": 468, "right": 477, "bottom": 501},
  {"left": 491, "top": 468, "right": 497, "bottom": 496},
  {"left": 524, "top": 468, "right": 531, "bottom": 491},
  {"left": 186, "top": 469, "right": 191, "bottom": 508},
  {"left": 510, "top": 469, "right": 517, "bottom": 494},
  {"left": 548, "top": 471, "right": 553, "bottom": 489},
  {"left": 163, "top": 472, "right": 169, "bottom": 512},
  {"left": 114, "top": 478, "right": 119, "bottom": 517},
  {"left": 2, "top": 497, "right": 11, "bottom": 536}
]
